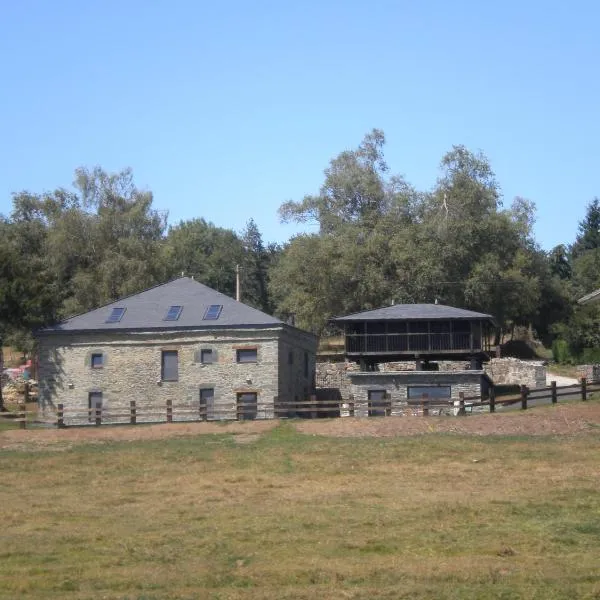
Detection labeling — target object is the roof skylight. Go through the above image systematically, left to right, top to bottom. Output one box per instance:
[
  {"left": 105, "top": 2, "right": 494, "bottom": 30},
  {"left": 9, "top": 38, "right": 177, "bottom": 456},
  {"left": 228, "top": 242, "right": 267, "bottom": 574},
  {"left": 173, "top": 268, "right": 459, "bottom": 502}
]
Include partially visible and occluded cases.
[
  {"left": 203, "top": 304, "right": 223, "bottom": 320},
  {"left": 164, "top": 305, "right": 183, "bottom": 321},
  {"left": 106, "top": 307, "right": 126, "bottom": 323}
]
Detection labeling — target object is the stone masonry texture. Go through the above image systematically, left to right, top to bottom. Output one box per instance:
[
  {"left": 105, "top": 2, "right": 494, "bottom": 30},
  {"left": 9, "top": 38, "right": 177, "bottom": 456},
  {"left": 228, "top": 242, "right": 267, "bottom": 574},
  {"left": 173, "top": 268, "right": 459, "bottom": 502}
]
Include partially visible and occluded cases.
[{"left": 37, "top": 325, "right": 316, "bottom": 426}]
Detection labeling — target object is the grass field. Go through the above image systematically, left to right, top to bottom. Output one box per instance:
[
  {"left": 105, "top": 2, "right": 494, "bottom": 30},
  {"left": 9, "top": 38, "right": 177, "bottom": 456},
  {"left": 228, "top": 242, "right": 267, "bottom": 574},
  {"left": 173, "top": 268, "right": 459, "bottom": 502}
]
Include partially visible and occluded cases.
[{"left": 1, "top": 420, "right": 600, "bottom": 599}]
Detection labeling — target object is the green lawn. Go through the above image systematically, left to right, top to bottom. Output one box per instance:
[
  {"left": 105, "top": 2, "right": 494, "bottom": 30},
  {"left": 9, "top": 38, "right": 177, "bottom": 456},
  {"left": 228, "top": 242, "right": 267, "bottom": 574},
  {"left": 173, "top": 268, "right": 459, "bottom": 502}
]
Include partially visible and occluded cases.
[{"left": 1, "top": 423, "right": 600, "bottom": 599}]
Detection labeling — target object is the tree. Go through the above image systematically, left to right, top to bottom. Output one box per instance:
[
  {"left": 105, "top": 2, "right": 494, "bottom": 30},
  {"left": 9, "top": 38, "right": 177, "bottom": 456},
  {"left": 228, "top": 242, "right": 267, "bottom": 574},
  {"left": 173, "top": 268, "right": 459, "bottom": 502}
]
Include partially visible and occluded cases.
[
  {"left": 279, "top": 129, "right": 391, "bottom": 233},
  {"left": 272, "top": 131, "right": 413, "bottom": 331},
  {"left": 572, "top": 198, "right": 600, "bottom": 258},
  {"left": 0, "top": 218, "right": 61, "bottom": 410},
  {"left": 164, "top": 218, "right": 244, "bottom": 297},
  {"left": 240, "top": 219, "right": 278, "bottom": 313},
  {"left": 548, "top": 244, "right": 572, "bottom": 280}
]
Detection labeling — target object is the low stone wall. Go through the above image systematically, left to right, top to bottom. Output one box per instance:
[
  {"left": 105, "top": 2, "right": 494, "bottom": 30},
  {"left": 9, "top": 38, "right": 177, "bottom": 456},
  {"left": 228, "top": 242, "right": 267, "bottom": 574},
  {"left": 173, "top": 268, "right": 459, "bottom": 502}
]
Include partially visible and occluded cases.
[
  {"left": 317, "top": 357, "right": 547, "bottom": 397},
  {"left": 484, "top": 358, "right": 546, "bottom": 389},
  {"left": 577, "top": 364, "right": 600, "bottom": 383}
]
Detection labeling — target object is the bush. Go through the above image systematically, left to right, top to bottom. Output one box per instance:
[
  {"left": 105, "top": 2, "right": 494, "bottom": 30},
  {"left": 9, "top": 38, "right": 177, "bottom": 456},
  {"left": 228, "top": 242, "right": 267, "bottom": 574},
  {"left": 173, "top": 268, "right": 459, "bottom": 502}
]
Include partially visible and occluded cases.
[
  {"left": 552, "top": 339, "right": 572, "bottom": 364},
  {"left": 581, "top": 347, "right": 600, "bottom": 364}
]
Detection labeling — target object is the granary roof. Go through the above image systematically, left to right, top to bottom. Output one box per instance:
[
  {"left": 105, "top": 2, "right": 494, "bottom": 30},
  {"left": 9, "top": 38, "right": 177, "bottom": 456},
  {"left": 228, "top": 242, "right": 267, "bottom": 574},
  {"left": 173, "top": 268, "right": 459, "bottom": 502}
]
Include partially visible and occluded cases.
[
  {"left": 39, "top": 277, "right": 282, "bottom": 333},
  {"left": 578, "top": 288, "right": 600, "bottom": 305},
  {"left": 331, "top": 303, "right": 494, "bottom": 322}
]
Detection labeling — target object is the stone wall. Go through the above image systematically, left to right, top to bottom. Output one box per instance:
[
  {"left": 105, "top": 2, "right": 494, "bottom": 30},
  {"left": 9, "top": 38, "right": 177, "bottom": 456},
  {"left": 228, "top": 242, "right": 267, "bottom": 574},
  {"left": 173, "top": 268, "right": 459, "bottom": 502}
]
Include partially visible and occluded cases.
[
  {"left": 37, "top": 325, "right": 316, "bottom": 425},
  {"left": 484, "top": 358, "right": 546, "bottom": 389},
  {"left": 577, "top": 364, "right": 600, "bottom": 383},
  {"left": 347, "top": 371, "right": 485, "bottom": 417}
]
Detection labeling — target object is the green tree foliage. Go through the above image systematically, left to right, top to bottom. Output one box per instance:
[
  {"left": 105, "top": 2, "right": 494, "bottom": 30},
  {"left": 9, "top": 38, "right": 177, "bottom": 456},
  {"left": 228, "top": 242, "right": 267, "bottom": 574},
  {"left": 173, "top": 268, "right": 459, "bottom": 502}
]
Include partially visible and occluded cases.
[
  {"left": 271, "top": 134, "right": 547, "bottom": 336},
  {"left": 571, "top": 197, "right": 600, "bottom": 258},
  {"left": 0, "top": 217, "right": 62, "bottom": 409},
  {"left": 164, "top": 218, "right": 244, "bottom": 297},
  {"left": 240, "top": 219, "right": 280, "bottom": 313}
]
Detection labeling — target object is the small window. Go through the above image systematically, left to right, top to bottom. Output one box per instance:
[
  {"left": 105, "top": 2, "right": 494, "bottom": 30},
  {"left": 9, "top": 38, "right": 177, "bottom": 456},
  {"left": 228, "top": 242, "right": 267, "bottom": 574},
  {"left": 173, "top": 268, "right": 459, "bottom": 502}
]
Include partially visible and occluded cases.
[
  {"left": 203, "top": 304, "right": 223, "bottom": 320},
  {"left": 164, "top": 305, "right": 183, "bottom": 321},
  {"left": 106, "top": 307, "right": 126, "bottom": 323},
  {"left": 236, "top": 348, "right": 257, "bottom": 363},
  {"left": 200, "top": 349, "right": 214, "bottom": 364},
  {"left": 161, "top": 350, "right": 179, "bottom": 381},
  {"left": 288, "top": 351, "right": 294, "bottom": 365},
  {"left": 304, "top": 352, "right": 309, "bottom": 377},
  {"left": 91, "top": 353, "right": 103, "bottom": 369},
  {"left": 407, "top": 386, "right": 451, "bottom": 399},
  {"left": 199, "top": 388, "right": 214, "bottom": 420},
  {"left": 88, "top": 391, "right": 103, "bottom": 422}
]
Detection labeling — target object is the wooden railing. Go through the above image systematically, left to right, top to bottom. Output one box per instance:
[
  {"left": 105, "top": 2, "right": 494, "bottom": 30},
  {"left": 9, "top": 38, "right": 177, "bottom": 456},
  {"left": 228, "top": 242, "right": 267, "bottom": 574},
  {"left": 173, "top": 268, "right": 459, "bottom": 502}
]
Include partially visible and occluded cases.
[
  {"left": 345, "top": 332, "right": 480, "bottom": 354},
  {"left": 1, "top": 379, "right": 596, "bottom": 429}
]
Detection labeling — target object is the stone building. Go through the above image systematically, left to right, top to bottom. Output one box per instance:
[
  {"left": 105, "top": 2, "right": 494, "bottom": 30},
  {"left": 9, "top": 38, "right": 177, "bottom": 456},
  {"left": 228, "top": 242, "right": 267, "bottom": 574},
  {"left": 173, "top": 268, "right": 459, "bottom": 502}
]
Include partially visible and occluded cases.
[
  {"left": 36, "top": 277, "right": 317, "bottom": 425},
  {"left": 329, "top": 303, "right": 496, "bottom": 415}
]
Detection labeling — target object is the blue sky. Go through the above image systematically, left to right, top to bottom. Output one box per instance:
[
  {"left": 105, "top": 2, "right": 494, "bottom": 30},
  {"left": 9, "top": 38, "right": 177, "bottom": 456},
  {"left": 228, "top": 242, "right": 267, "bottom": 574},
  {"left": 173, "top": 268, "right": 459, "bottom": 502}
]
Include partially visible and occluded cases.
[{"left": 1, "top": 0, "right": 598, "bottom": 249}]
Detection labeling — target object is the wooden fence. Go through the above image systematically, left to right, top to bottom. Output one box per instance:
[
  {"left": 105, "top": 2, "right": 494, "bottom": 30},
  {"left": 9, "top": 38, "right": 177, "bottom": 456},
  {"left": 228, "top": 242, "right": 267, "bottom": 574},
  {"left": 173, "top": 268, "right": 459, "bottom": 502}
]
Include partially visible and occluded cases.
[{"left": 0, "top": 379, "right": 598, "bottom": 429}]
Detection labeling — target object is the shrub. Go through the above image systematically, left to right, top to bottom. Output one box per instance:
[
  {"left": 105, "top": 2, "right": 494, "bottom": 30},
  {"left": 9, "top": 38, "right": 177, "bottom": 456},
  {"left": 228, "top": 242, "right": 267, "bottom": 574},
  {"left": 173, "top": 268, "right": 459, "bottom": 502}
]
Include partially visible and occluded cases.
[
  {"left": 552, "top": 339, "right": 572, "bottom": 364},
  {"left": 581, "top": 347, "right": 600, "bottom": 364}
]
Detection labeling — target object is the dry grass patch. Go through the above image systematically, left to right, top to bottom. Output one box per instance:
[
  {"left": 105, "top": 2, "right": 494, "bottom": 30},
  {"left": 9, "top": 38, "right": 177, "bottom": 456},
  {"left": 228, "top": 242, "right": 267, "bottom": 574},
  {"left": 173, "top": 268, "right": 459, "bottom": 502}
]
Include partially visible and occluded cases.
[{"left": 1, "top": 420, "right": 600, "bottom": 599}]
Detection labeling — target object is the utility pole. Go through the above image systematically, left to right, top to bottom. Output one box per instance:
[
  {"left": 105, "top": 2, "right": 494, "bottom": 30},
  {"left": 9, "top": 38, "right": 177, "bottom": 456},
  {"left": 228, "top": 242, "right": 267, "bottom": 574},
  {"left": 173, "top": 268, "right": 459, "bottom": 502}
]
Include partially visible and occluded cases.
[{"left": 235, "top": 264, "right": 241, "bottom": 302}]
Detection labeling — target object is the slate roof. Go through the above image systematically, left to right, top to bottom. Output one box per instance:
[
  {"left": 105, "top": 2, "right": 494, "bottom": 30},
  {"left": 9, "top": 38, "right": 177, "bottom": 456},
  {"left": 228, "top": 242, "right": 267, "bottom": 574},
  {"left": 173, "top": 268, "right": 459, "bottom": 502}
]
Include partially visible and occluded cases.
[
  {"left": 39, "top": 277, "right": 282, "bottom": 333},
  {"left": 578, "top": 288, "right": 600, "bottom": 305},
  {"left": 331, "top": 304, "right": 494, "bottom": 322}
]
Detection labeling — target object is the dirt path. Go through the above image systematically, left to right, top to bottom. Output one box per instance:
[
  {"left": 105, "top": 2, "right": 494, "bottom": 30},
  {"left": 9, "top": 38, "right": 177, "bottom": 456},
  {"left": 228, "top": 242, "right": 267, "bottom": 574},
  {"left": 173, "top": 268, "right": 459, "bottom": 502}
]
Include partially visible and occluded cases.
[
  {"left": 546, "top": 372, "right": 579, "bottom": 386},
  {"left": 2, "top": 402, "right": 600, "bottom": 451}
]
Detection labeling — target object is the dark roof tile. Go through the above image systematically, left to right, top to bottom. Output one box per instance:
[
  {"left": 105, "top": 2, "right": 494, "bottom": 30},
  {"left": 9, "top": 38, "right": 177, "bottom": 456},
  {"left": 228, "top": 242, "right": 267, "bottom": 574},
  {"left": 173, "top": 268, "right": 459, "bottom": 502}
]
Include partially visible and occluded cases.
[
  {"left": 40, "top": 277, "right": 282, "bottom": 333},
  {"left": 331, "top": 304, "right": 494, "bottom": 322}
]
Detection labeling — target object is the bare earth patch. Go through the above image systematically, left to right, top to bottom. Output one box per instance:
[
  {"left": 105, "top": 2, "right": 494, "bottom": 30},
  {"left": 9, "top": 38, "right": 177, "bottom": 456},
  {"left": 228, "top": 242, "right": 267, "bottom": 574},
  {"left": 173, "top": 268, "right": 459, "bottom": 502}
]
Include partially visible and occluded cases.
[
  {"left": 296, "top": 402, "right": 600, "bottom": 437},
  {"left": 2, "top": 403, "right": 600, "bottom": 451},
  {"left": 0, "top": 419, "right": 279, "bottom": 451}
]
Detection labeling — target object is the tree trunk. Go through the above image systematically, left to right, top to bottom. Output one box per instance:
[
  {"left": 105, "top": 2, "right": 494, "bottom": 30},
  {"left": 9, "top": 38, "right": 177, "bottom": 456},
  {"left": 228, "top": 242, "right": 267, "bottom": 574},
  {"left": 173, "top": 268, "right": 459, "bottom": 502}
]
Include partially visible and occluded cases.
[
  {"left": 493, "top": 327, "right": 502, "bottom": 346},
  {"left": 0, "top": 345, "right": 4, "bottom": 412}
]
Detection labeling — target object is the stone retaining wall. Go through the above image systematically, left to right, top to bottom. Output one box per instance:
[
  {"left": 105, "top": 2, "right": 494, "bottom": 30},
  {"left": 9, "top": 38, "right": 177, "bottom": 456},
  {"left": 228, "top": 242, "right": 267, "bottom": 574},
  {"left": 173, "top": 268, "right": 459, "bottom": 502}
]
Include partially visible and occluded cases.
[
  {"left": 316, "top": 356, "right": 547, "bottom": 398},
  {"left": 484, "top": 358, "right": 546, "bottom": 389},
  {"left": 577, "top": 364, "right": 600, "bottom": 383}
]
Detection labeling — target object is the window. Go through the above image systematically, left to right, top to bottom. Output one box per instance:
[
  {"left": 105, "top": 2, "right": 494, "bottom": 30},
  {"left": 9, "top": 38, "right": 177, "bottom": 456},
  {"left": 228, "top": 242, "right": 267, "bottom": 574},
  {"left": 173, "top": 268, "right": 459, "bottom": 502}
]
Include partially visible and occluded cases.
[
  {"left": 203, "top": 304, "right": 223, "bottom": 320},
  {"left": 164, "top": 305, "right": 183, "bottom": 321},
  {"left": 105, "top": 307, "right": 126, "bottom": 323},
  {"left": 236, "top": 348, "right": 257, "bottom": 363},
  {"left": 200, "top": 349, "right": 214, "bottom": 364},
  {"left": 161, "top": 350, "right": 178, "bottom": 381},
  {"left": 304, "top": 352, "right": 309, "bottom": 378},
  {"left": 91, "top": 353, "right": 103, "bottom": 369},
  {"left": 407, "top": 386, "right": 451, "bottom": 400},
  {"left": 199, "top": 388, "right": 214, "bottom": 420},
  {"left": 368, "top": 389, "right": 388, "bottom": 417},
  {"left": 88, "top": 391, "right": 103, "bottom": 422},
  {"left": 237, "top": 392, "right": 257, "bottom": 421}
]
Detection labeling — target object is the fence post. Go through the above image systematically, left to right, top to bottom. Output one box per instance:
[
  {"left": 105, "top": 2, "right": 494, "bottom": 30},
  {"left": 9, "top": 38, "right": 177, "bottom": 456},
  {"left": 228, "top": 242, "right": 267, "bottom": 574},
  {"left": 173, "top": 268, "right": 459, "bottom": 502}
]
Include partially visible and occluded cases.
[
  {"left": 581, "top": 377, "right": 587, "bottom": 401},
  {"left": 551, "top": 380, "right": 557, "bottom": 404},
  {"left": 24, "top": 382, "right": 30, "bottom": 404},
  {"left": 520, "top": 385, "right": 528, "bottom": 410},
  {"left": 489, "top": 386, "right": 496, "bottom": 413},
  {"left": 385, "top": 391, "right": 391, "bottom": 416},
  {"left": 458, "top": 392, "right": 465, "bottom": 416},
  {"left": 421, "top": 393, "right": 429, "bottom": 417},
  {"left": 310, "top": 394, "right": 317, "bottom": 419},
  {"left": 349, "top": 394, "right": 355, "bottom": 418},
  {"left": 166, "top": 399, "right": 173, "bottom": 423},
  {"left": 130, "top": 400, "right": 136, "bottom": 424},
  {"left": 18, "top": 401, "right": 26, "bottom": 429},
  {"left": 57, "top": 403, "right": 64, "bottom": 428},
  {"left": 95, "top": 406, "right": 102, "bottom": 426}
]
